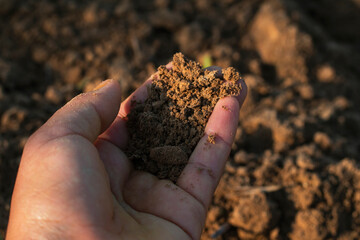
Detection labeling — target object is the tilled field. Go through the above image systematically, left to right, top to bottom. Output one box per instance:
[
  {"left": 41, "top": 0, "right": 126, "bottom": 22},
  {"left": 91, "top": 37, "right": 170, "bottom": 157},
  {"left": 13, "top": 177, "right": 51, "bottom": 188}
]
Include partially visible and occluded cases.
[{"left": 1, "top": 0, "right": 360, "bottom": 239}]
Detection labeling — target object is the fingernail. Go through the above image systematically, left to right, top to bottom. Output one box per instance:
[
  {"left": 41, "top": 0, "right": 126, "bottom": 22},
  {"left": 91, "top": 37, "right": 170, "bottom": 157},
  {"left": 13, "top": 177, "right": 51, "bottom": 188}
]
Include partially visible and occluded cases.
[
  {"left": 236, "top": 79, "right": 247, "bottom": 107},
  {"left": 93, "top": 80, "right": 111, "bottom": 91},
  {"left": 234, "top": 93, "right": 242, "bottom": 103}
]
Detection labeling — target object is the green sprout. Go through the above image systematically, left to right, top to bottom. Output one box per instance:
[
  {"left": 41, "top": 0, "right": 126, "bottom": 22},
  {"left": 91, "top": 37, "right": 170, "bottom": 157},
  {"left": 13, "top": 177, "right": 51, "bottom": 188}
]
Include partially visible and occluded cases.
[{"left": 202, "top": 53, "right": 212, "bottom": 68}]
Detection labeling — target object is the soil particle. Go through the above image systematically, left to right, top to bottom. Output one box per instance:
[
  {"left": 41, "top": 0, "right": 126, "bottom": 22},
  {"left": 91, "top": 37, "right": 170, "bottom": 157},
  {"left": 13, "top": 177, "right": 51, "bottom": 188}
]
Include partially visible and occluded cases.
[
  {"left": 175, "top": 23, "right": 205, "bottom": 56},
  {"left": 126, "top": 53, "right": 242, "bottom": 181},
  {"left": 0, "top": 59, "right": 29, "bottom": 89},
  {"left": 317, "top": 64, "right": 336, "bottom": 83},
  {"left": 65, "top": 66, "right": 82, "bottom": 84},
  {"left": 45, "top": 86, "right": 63, "bottom": 104},
  {"left": 221, "top": 105, "right": 231, "bottom": 111},
  {"left": 1, "top": 107, "right": 27, "bottom": 132},
  {"left": 313, "top": 132, "right": 332, "bottom": 150},
  {"left": 207, "top": 133, "right": 216, "bottom": 145},
  {"left": 149, "top": 146, "right": 188, "bottom": 165},
  {"left": 228, "top": 192, "right": 280, "bottom": 238},
  {"left": 290, "top": 209, "right": 327, "bottom": 240}
]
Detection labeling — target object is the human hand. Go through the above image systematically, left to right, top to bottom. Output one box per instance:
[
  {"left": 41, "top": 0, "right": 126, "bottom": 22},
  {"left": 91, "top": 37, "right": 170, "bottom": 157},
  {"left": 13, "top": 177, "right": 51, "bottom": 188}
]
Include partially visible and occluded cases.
[{"left": 7, "top": 67, "right": 247, "bottom": 240}]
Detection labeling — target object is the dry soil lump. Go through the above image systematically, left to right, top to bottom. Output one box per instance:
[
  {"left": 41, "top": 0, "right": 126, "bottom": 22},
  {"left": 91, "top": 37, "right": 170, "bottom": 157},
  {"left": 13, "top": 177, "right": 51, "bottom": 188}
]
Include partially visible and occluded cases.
[{"left": 125, "top": 52, "right": 242, "bottom": 181}]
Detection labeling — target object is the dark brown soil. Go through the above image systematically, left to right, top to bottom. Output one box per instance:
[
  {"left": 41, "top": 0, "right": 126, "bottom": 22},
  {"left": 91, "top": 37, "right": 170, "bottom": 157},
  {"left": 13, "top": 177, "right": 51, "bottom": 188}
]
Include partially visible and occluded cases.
[
  {"left": 1, "top": 0, "right": 360, "bottom": 239},
  {"left": 126, "top": 53, "right": 242, "bottom": 181}
]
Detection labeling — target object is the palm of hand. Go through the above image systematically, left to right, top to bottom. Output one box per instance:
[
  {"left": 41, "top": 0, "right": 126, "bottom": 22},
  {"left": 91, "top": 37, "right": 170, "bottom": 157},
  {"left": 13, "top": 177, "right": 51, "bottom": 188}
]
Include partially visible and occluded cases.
[{"left": 7, "top": 73, "right": 246, "bottom": 239}]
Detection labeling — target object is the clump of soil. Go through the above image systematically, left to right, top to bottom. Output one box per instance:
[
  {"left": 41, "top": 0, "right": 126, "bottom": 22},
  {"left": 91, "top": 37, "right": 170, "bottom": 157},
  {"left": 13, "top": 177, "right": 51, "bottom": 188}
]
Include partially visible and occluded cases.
[{"left": 126, "top": 53, "right": 242, "bottom": 181}]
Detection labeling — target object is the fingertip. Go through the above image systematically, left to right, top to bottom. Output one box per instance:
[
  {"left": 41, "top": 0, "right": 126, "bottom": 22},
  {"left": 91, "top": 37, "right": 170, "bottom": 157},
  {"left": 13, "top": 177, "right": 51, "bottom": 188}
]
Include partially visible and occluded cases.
[
  {"left": 166, "top": 61, "right": 173, "bottom": 69},
  {"left": 203, "top": 66, "right": 247, "bottom": 108},
  {"left": 119, "top": 77, "right": 154, "bottom": 117},
  {"left": 27, "top": 78, "right": 123, "bottom": 150},
  {"left": 236, "top": 78, "right": 248, "bottom": 108},
  {"left": 89, "top": 79, "right": 122, "bottom": 130},
  {"left": 91, "top": 79, "right": 121, "bottom": 94},
  {"left": 205, "top": 96, "right": 240, "bottom": 145}
]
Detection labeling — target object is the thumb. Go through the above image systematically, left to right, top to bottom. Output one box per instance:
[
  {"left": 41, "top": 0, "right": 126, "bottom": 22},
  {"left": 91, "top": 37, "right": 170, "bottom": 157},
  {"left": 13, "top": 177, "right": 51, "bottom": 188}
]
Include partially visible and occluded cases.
[
  {"left": 26, "top": 79, "right": 122, "bottom": 152},
  {"left": 7, "top": 80, "right": 122, "bottom": 238}
]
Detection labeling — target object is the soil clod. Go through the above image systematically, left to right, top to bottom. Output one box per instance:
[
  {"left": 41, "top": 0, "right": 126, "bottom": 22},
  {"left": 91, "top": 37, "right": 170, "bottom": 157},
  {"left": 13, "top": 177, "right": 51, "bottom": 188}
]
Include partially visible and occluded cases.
[
  {"left": 126, "top": 53, "right": 242, "bottom": 181},
  {"left": 207, "top": 133, "right": 216, "bottom": 144}
]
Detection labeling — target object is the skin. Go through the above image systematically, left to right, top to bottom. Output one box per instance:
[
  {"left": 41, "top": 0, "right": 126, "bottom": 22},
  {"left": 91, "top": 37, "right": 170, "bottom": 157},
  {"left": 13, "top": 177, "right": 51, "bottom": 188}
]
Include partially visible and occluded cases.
[{"left": 7, "top": 65, "right": 247, "bottom": 240}]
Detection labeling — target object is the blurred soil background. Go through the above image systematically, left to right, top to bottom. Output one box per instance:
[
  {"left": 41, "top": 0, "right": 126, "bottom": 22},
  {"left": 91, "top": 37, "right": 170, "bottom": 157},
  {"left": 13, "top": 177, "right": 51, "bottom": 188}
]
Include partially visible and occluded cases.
[{"left": 1, "top": 0, "right": 360, "bottom": 239}]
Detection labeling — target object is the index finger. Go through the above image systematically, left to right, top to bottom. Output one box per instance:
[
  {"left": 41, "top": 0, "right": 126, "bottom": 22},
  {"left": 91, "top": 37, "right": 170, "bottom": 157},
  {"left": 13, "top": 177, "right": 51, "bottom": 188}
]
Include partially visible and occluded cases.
[{"left": 177, "top": 78, "right": 247, "bottom": 209}]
